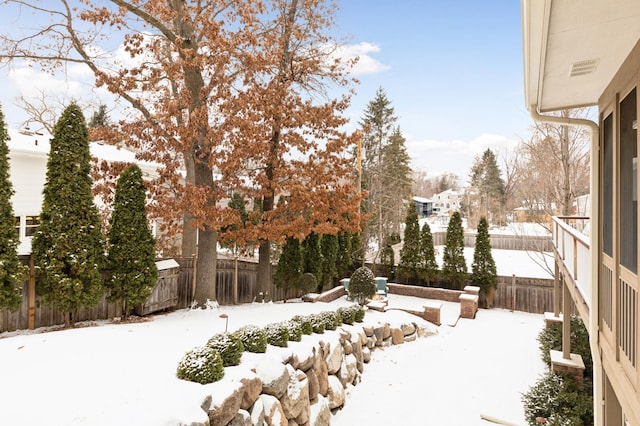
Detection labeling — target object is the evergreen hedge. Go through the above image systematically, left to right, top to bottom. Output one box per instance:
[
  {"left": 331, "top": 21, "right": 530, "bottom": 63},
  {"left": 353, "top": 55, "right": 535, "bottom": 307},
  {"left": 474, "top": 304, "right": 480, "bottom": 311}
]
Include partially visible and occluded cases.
[
  {"left": 292, "top": 315, "right": 314, "bottom": 335},
  {"left": 264, "top": 322, "right": 290, "bottom": 347},
  {"left": 233, "top": 325, "right": 268, "bottom": 353},
  {"left": 206, "top": 332, "right": 245, "bottom": 367},
  {"left": 176, "top": 346, "right": 224, "bottom": 384}
]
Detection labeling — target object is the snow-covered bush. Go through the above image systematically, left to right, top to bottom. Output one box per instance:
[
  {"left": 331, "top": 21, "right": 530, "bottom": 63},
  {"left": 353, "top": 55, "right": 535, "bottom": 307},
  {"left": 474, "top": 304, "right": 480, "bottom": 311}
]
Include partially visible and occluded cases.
[
  {"left": 349, "top": 266, "right": 376, "bottom": 305},
  {"left": 338, "top": 305, "right": 356, "bottom": 325},
  {"left": 354, "top": 305, "right": 365, "bottom": 322},
  {"left": 319, "top": 310, "right": 339, "bottom": 330},
  {"left": 308, "top": 313, "right": 326, "bottom": 334},
  {"left": 291, "top": 315, "right": 313, "bottom": 335},
  {"left": 284, "top": 320, "right": 302, "bottom": 342},
  {"left": 264, "top": 322, "right": 289, "bottom": 347},
  {"left": 233, "top": 325, "right": 268, "bottom": 353},
  {"left": 206, "top": 332, "right": 244, "bottom": 367},
  {"left": 176, "top": 345, "right": 224, "bottom": 384}
]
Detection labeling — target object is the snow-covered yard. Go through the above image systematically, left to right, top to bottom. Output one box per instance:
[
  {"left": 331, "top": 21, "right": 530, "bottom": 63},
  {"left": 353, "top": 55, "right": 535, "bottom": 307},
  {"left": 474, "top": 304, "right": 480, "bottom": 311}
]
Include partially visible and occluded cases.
[{"left": 0, "top": 293, "right": 545, "bottom": 425}]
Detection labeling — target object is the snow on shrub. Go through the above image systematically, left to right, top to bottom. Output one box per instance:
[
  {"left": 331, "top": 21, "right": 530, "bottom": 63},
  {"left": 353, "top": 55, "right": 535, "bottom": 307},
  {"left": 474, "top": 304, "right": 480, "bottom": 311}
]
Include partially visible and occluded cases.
[
  {"left": 349, "top": 266, "right": 376, "bottom": 305},
  {"left": 338, "top": 305, "right": 356, "bottom": 325},
  {"left": 320, "top": 310, "right": 339, "bottom": 330},
  {"left": 308, "top": 313, "right": 326, "bottom": 334},
  {"left": 292, "top": 315, "right": 313, "bottom": 335},
  {"left": 284, "top": 320, "right": 302, "bottom": 342},
  {"left": 264, "top": 322, "right": 290, "bottom": 347},
  {"left": 233, "top": 325, "right": 268, "bottom": 353},
  {"left": 206, "top": 332, "right": 244, "bottom": 367},
  {"left": 176, "top": 345, "right": 224, "bottom": 384}
]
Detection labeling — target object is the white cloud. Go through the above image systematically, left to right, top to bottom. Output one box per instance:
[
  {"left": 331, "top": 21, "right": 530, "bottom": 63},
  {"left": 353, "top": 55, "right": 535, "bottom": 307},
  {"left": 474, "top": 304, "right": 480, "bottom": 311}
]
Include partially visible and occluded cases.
[
  {"left": 335, "top": 42, "right": 391, "bottom": 75},
  {"left": 406, "top": 133, "right": 517, "bottom": 179}
]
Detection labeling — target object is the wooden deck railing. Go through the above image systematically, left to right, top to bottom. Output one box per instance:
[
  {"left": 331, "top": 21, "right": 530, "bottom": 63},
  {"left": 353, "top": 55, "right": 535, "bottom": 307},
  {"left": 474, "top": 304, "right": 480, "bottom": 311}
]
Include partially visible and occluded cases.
[{"left": 552, "top": 216, "right": 591, "bottom": 323}]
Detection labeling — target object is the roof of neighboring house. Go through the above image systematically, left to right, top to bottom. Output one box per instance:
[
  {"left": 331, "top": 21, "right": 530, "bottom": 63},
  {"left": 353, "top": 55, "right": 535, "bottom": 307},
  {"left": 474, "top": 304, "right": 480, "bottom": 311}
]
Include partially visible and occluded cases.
[
  {"left": 522, "top": 0, "right": 640, "bottom": 112},
  {"left": 412, "top": 196, "right": 432, "bottom": 204}
]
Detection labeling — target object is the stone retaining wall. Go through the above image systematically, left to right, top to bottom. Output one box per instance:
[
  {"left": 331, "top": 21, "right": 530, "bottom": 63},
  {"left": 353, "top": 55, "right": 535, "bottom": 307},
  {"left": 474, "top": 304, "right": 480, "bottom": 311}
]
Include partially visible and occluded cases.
[
  {"left": 387, "top": 282, "right": 463, "bottom": 302},
  {"left": 185, "top": 317, "right": 433, "bottom": 425}
]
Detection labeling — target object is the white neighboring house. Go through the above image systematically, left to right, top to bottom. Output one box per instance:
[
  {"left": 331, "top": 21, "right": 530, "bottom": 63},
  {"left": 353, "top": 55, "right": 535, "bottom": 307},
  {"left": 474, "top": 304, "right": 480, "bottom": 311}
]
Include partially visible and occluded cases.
[
  {"left": 7, "top": 128, "right": 160, "bottom": 255},
  {"left": 432, "top": 188, "right": 462, "bottom": 214}
]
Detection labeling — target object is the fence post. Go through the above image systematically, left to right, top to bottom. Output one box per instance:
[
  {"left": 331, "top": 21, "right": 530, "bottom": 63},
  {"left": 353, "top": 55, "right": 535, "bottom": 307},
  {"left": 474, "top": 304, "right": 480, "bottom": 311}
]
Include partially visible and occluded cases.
[
  {"left": 233, "top": 255, "right": 238, "bottom": 305},
  {"left": 511, "top": 274, "right": 516, "bottom": 312}
]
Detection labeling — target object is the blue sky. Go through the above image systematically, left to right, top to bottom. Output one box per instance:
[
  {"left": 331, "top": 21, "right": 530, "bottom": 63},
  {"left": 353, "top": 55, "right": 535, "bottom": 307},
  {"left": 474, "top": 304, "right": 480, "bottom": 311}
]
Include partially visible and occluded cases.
[
  {"left": 0, "top": 1, "right": 530, "bottom": 181},
  {"left": 335, "top": 1, "right": 530, "bottom": 180}
]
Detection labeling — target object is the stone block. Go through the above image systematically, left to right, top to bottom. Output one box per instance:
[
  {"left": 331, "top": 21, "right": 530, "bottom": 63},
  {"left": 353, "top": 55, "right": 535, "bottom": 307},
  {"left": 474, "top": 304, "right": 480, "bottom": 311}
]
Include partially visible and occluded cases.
[
  {"left": 459, "top": 293, "right": 478, "bottom": 319},
  {"left": 423, "top": 302, "right": 442, "bottom": 326},
  {"left": 550, "top": 350, "right": 585, "bottom": 385}
]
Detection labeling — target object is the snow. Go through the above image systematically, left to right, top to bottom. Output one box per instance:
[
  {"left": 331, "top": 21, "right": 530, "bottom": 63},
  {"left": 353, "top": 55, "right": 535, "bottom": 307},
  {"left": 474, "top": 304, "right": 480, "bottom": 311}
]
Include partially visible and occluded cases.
[{"left": 0, "top": 293, "right": 546, "bottom": 425}]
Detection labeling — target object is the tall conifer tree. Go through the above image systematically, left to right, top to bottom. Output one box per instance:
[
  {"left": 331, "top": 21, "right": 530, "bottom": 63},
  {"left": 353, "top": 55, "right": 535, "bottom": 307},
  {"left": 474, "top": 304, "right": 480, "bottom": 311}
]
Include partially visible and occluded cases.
[
  {"left": 31, "top": 103, "right": 105, "bottom": 325},
  {"left": 0, "top": 105, "right": 27, "bottom": 311},
  {"left": 107, "top": 164, "right": 158, "bottom": 318},
  {"left": 398, "top": 202, "right": 421, "bottom": 281},
  {"left": 442, "top": 211, "right": 467, "bottom": 289},
  {"left": 471, "top": 216, "right": 498, "bottom": 307},
  {"left": 420, "top": 222, "right": 439, "bottom": 285},
  {"left": 320, "top": 233, "right": 339, "bottom": 290},
  {"left": 274, "top": 236, "right": 303, "bottom": 292}
]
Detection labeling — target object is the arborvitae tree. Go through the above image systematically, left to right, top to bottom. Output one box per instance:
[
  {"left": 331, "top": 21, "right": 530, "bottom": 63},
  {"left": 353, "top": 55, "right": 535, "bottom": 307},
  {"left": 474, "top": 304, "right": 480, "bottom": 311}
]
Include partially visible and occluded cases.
[
  {"left": 31, "top": 103, "right": 105, "bottom": 326},
  {"left": 0, "top": 105, "right": 27, "bottom": 311},
  {"left": 106, "top": 164, "right": 158, "bottom": 318},
  {"left": 398, "top": 202, "right": 421, "bottom": 282},
  {"left": 442, "top": 211, "right": 467, "bottom": 289},
  {"left": 471, "top": 217, "right": 498, "bottom": 307},
  {"left": 420, "top": 222, "right": 439, "bottom": 285},
  {"left": 336, "top": 231, "right": 353, "bottom": 278},
  {"left": 302, "top": 232, "right": 322, "bottom": 285},
  {"left": 350, "top": 232, "right": 364, "bottom": 269},
  {"left": 319, "top": 233, "right": 338, "bottom": 291},
  {"left": 379, "top": 235, "right": 396, "bottom": 279},
  {"left": 274, "top": 236, "right": 303, "bottom": 292}
]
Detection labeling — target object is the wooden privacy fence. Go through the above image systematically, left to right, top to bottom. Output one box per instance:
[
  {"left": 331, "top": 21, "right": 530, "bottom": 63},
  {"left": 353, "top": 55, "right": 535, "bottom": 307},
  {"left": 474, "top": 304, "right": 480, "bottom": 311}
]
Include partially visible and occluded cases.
[
  {"left": 432, "top": 232, "right": 552, "bottom": 252},
  {"left": 492, "top": 275, "right": 555, "bottom": 314}
]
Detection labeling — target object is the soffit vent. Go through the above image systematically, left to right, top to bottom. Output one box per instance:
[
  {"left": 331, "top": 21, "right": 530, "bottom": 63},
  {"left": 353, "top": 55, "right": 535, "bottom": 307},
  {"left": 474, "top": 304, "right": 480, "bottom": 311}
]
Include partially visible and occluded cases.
[{"left": 569, "top": 59, "right": 599, "bottom": 77}]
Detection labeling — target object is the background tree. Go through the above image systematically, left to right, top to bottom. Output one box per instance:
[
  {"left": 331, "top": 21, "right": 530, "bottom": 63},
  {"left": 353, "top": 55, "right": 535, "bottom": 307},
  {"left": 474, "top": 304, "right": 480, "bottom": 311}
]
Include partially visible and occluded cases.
[
  {"left": 1, "top": 0, "right": 362, "bottom": 307},
  {"left": 359, "top": 88, "right": 411, "bottom": 264},
  {"left": 31, "top": 103, "right": 105, "bottom": 326},
  {"left": 0, "top": 104, "right": 27, "bottom": 311},
  {"left": 88, "top": 104, "right": 110, "bottom": 129},
  {"left": 515, "top": 109, "right": 590, "bottom": 224},
  {"left": 466, "top": 149, "right": 505, "bottom": 227},
  {"left": 106, "top": 164, "right": 158, "bottom": 319},
  {"left": 397, "top": 202, "right": 421, "bottom": 282},
  {"left": 442, "top": 211, "right": 467, "bottom": 289},
  {"left": 471, "top": 217, "right": 497, "bottom": 307},
  {"left": 420, "top": 222, "right": 439, "bottom": 285},
  {"left": 336, "top": 231, "right": 354, "bottom": 279},
  {"left": 302, "top": 232, "right": 323, "bottom": 290},
  {"left": 320, "top": 233, "right": 339, "bottom": 291},
  {"left": 274, "top": 236, "right": 303, "bottom": 294}
]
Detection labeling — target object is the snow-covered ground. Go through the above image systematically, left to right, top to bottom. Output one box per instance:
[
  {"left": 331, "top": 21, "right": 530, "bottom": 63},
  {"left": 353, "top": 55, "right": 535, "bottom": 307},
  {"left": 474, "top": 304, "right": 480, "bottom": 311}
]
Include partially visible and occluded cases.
[{"left": 0, "top": 293, "right": 546, "bottom": 425}]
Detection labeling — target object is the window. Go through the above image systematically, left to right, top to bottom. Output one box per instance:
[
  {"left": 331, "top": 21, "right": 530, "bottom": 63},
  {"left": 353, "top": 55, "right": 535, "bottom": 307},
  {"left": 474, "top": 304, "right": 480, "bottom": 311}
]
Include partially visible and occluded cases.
[
  {"left": 619, "top": 89, "right": 637, "bottom": 273},
  {"left": 603, "top": 113, "right": 613, "bottom": 256},
  {"left": 14, "top": 216, "right": 20, "bottom": 237},
  {"left": 25, "top": 216, "right": 39, "bottom": 237}
]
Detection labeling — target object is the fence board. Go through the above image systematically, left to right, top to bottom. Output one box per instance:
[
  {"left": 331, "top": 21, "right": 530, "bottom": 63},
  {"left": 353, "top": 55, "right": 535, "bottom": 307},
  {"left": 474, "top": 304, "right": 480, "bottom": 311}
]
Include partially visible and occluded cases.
[{"left": 432, "top": 232, "right": 552, "bottom": 252}]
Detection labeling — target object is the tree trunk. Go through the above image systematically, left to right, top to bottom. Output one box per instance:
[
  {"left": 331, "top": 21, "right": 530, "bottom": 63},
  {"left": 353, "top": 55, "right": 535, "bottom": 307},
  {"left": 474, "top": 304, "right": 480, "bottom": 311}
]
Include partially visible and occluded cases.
[
  {"left": 181, "top": 155, "right": 197, "bottom": 257},
  {"left": 192, "top": 157, "right": 217, "bottom": 307},
  {"left": 257, "top": 240, "right": 271, "bottom": 300}
]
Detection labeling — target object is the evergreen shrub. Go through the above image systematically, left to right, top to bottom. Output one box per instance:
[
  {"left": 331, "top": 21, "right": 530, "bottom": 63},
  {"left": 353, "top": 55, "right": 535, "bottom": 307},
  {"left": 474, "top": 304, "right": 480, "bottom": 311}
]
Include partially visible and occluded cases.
[
  {"left": 349, "top": 266, "right": 376, "bottom": 305},
  {"left": 354, "top": 305, "right": 365, "bottom": 322},
  {"left": 337, "top": 306, "right": 356, "bottom": 325},
  {"left": 320, "top": 310, "right": 339, "bottom": 330},
  {"left": 309, "top": 313, "right": 326, "bottom": 334},
  {"left": 292, "top": 315, "right": 313, "bottom": 335},
  {"left": 538, "top": 315, "right": 592, "bottom": 377},
  {"left": 284, "top": 320, "right": 302, "bottom": 342},
  {"left": 264, "top": 322, "right": 290, "bottom": 347},
  {"left": 233, "top": 325, "right": 268, "bottom": 353},
  {"left": 206, "top": 332, "right": 245, "bottom": 367},
  {"left": 176, "top": 345, "right": 224, "bottom": 384},
  {"left": 522, "top": 372, "right": 593, "bottom": 425}
]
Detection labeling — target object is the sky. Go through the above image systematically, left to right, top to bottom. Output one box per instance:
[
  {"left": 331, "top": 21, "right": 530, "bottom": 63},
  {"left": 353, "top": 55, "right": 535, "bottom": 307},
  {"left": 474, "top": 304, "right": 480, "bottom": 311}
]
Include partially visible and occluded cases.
[
  {"left": 0, "top": 1, "right": 531, "bottom": 181},
  {"left": 0, "top": 294, "right": 546, "bottom": 425}
]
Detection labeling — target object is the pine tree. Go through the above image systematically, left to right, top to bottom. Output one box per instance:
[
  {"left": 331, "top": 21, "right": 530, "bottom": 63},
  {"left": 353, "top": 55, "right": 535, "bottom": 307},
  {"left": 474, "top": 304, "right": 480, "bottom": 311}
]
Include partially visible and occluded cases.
[
  {"left": 31, "top": 103, "right": 105, "bottom": 326},
  {"left": 0, "top": 104, "right": 27, "bottom": 311},
  {"left": 88, "top": 104, "right": 110, "bottom": 129},
  {"left": 467, "top": 148, "right": 506, "bottom": 226},
  {"left": 106, "top": 164, "right": 158, "bottom": 318},
  {"left": 398, "top": 202, "right": 421, "bottom": 282},
  {"left": 442, "top": 211, "right": 467, "bottom": 289},
  {"left": 471, "top": 217, "right": 498, "bottom": 307},
  {"left": 420, "top": 222, "right": 439, "bottom": 285},
  {"left": 336, "top": 231, "right": 353, "bottom": 278},
  {"left": 302, "top": 232, "right": 322, "bottom": 286},
  {"left": 320, "top": 233, "right": 338, "bottom": 290},
  {"left": 274, "top": 236, "right": 303, "bottom": 291}
]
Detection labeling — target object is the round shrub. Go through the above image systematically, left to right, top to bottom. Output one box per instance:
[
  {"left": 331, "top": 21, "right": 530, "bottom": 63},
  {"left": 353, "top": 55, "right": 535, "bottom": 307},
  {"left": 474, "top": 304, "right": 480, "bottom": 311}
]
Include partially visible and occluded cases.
[
  {"left": 349, "top": 266, "right": 376, "bottom": 305},
  {"left": 297, "top": 272, "right": 318, "bottom": 295},
  {"left": 338, "top": 306, "right": 356, "bottom": 325},
  {"left": 320, "top": 310, "right": 339, "bottom": 330},
  {"left": 309, "top": 313, "right": 326, "bottom": 334},
  {"left": 292, "top": 315, "right": 313, "bottom": 335},
  {"left": 284, "top": 319, "right": 302, "bottom": 342},
  {"left": 264, "top": 322, "right": 290, "bottom": 347},
  {"left": 233, "top": 325, "right": 268, "bottom": 353},
  {"left": 206, "top": 332, "right": 245, "bottom": 367},
  {"left": 176, "top": 345, "right": 224, "bottom": 384}
]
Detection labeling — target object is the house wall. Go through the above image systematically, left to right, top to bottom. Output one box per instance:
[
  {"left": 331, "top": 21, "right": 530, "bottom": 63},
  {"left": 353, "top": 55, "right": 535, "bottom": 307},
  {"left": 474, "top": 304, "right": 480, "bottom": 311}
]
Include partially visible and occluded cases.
[{"left": 597, "top": 37, "right": 640, "bottom": 426}]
